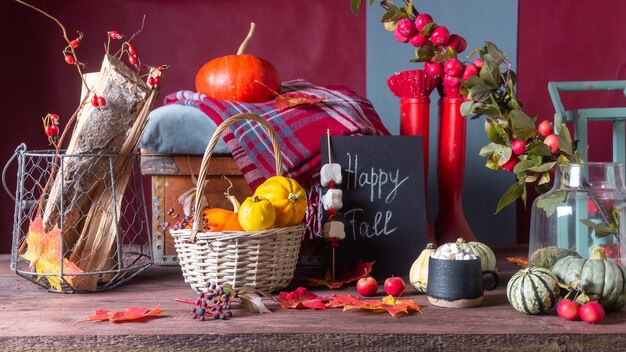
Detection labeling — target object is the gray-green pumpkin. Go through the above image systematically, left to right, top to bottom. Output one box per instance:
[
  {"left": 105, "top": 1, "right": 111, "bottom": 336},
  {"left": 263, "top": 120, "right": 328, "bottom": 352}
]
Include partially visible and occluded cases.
[
  {"left": 529, "top": 246, "right": 581, "bottom": 270},
  {"left": 551, "top": 246, "right": 626, "bottom": 312},
  {"left": 507, "top": 267, "right": 560, "bottom": 315}
]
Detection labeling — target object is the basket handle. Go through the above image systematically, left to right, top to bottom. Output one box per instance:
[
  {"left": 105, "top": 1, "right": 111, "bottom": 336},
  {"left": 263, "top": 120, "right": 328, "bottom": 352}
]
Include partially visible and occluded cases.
[
  {"left": 190, "top": 113, "right": 282, "bottom": 242},
  {"left": 2, "top": 144, "right": 27, "bottom": 201}
]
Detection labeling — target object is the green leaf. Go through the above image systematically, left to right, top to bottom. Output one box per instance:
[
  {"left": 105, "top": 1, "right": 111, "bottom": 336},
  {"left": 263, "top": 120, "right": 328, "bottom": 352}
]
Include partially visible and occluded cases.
[
  {"left": 351, "top": 0, "right": 362, "bottom": 15},
  {"left": 405, "top": 0, "right": 413, "bottom": 15},
  {"left": 420, "top": 22, "right": 435, "bottom": 36},
  {"left": 482, "top": 41, "right": 506, "bottom": 65},
  {"left": 445, "top": 46, "right": 458, "bottom": 59},
  {"left": 415, "top": 47, "right": 435, "bottom": 61},
  {"left": 431, "top": 53, "right": 447, "bottom": 63},
  {"left": 479, "top": 60, "right": 500, "bottom": 87},
  {"left": 461, "top": 75, "right": 484, "bottom": 90},
  {"left": 469, "top": 83, "right": 495, "bottom": 101},
  {"left": 461, "top": 101, "right": 475, "bottom": 116},
  {"left": 475, "top": 105, "right": 504, "bottom": 118},
  {"left": 510, "top": 110, "right": 537, "bottom": 141},
  {"left": 484, "top": 119, "right": 508, "bottom": 144},
  {"left": 557, "top": 123, "right": 574, "bottom": 155},
  {"left": 479, "top": 142, "right": 500, "bottom": 157},
  {"left": 526, "top": 142, "right": 552, "bottom": 157},
  {"left": 493, "top": 145, "right": 513, "bottom": 166},
  {"left": 485, "top": 158, "right": 500, "bottom": 170},
  {"left": 513, "top": 159, "right": 535, "bottom": 174},
  {"left": 529, "top": 161, "right": 557, "bottom": 173},
  {"left": 525, "top": 174, "right": 539, "bottom": 183},
  {"left": 536, "top": 181, "right": 552, "bottom": 193},
  {"left": 496, "top": 183, "right": 525, "bottom": 214},
  {"left": 536, "top": 190, "right": 567, "bottom": 217},
  {"left": 611, "top": 206, "right": 620, "bottom": 226},
  {"left": 581, "top": 219, "right": 617, "bottom": 238}
]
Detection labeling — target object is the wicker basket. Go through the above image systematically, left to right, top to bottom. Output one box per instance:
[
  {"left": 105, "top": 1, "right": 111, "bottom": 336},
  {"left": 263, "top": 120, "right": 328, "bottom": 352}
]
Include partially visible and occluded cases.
[{"left": 170, "top": 113, "right": 304, "bottom": 292}]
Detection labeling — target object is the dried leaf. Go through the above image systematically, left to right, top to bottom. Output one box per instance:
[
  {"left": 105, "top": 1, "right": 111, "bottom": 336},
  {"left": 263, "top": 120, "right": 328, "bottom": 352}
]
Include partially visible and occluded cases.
[
  {"left": 275, "top": 92, "right": 325, "bottom": 111},
  {"left": 20, "top": 217, "right": 82, "bottom": 292},
  {"left": 506, "top": 256, "right": 528, "bottom": 268},
  {"left": 307, "top": 260, "right": 375, "bottom": 289},
  {"left": 276, "top": 287, "right": 329, "bottom": 310},
  {"left": 240, "top": 292, "right": 272, "bottom": 314},
  {"left": 328, "top": 294, "right": 420, "bottom": 317},
  {"left": 82, "top": 307, "right": 166, "bottom": 323}
]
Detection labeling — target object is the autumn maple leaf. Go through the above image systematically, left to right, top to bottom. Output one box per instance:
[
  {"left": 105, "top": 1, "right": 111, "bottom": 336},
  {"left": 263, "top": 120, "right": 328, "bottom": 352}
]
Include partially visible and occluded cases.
[
  {"left": 275, "top": 92, "right": 325, "bottom": 111},
  {"left": 20, "top": 217, "right": 82, "bottom": 292},
  {"left": 506, "top": 256, "right": 528, "bottom": 268},
  {"left": 307, "top": 260, "right": 375, "bottom": 289},
  {"left": 276, "top": 287, "right": 330, "bottom": 310},
  {"left": 328, "top": 294, "right": 420, "bottom": 317},
  {"left": 82, "top": 307, "right": 166, "bottom": 323}
]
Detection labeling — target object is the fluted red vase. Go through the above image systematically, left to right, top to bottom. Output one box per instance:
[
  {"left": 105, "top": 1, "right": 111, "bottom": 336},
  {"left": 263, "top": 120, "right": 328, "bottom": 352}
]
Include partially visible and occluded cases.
[
  {"left": 400, "top": 96, "right": 435, "bottom": 244},
  {"left": 434, "top": 97, "right": 475, "bottom": 244}
]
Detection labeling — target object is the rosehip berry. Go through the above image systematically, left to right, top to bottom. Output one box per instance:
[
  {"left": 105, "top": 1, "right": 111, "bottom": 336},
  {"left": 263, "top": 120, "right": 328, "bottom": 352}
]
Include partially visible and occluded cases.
[
  {"left": 415, "top": 13, "right": 433, "bottom": 32},
  {"left": 396, "top": 18, "right": 416, "bottom": 38},
  {"left": 429, "top": 26, "right": 450, "bottom": 46},
  {"left": 393, "top": 28, "right": 410, "bottom": 43},
  {"left": 108, "top": 30, "right": 122, "bottom": 39},
  {"left": 410, "top": 33, "right": 428, "bottom": 47},
  {"left": 446, "top": 34, "right": 467, "bottom": 53},
  {"left": 70, "top": 39, "right": 80, "bottom": 48},
  {"left": 128, "top": 44, "right": 137, "bottom": 56},
  {"left": 64, "top": 54, "right": 75, "bottom": 65},
  {"left": 128, "top": 54, "right": 138, "bottom": 66},
  {"left": 444, "top": 58, "right": 464, "bottom": 77},
  {"left": 473, "top": 58, "right": 484, "bottom": 69},
  {"left": 425, "top": 62, "right": 444, "bottom": 78},
  {"left": 461, "top": 63, "right": 479, "bottom": 80},
  {"left": 157, "top": 65, "right": 164, "bottom": 72},
  {"left": 443, "top": 74, "right": 460, "bottom": 88},
  {"left": 148, "top": 76, "right": 156, "bottom": 87},
  {"left": 154, "top": 76, "right": 162, "bottom": 86},
  {"left": 91, "top": 94, "right": 99, "bottom": 107},
  {"left": 97, "top": 96, "right": 107, "bottom": 107},
  {"left": 49, "top": 113, "right": 60, "bottom": 124},
  {"left": 537, "top": 120, "right": 554, "bottom": 137},
  {"left": 50, "top": 124, "right": 59, "bottom": 136},
  {"left": 44, "top": 125, "right": 54, "bottom": 137},
  {"left": 544, "top": 134, "right": 559, "bottom": 154},
  {"left": 511, "top": 140, "right": 527, "bottom": 155},
  {"left": 502, "top": 157, "right": 519, "bottom": 172}
]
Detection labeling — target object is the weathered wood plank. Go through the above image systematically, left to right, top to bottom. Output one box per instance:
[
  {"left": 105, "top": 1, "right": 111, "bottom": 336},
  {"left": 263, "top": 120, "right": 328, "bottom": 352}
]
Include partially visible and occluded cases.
[{"left": 1, "top": 247, "right": 626, "bottom": 351}]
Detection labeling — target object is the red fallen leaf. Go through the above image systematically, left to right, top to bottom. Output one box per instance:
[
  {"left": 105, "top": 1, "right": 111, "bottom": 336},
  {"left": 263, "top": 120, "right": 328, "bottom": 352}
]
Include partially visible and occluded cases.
[
  {"left": 275, "top": 92, "right": 325, "bottom": 111},
  {"left": 506, "top": 256, "right": 528, "bottom": 268},
  {"left": 307, "top": 260, "right": 375, "bottom": 289},
  {"left": 276, "top": 287, "right": 329, "bottom": 310},
  {"left": 328, "top": 294, "right": 420, "bottom": 317},
  {"left": 82, "top": 307, "right": 166, "bottom": 323}
]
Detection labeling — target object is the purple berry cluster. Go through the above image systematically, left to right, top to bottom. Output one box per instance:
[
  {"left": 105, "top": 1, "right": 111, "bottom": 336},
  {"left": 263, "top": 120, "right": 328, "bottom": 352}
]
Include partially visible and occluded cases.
[{"left": 190, "top": 282, "right": 242, "bottom": 321}]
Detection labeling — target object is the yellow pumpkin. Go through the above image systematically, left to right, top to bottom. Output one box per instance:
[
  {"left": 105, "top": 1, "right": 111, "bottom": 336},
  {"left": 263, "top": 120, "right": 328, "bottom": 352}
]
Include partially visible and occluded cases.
[
  {"left": 253, "top": 176, "right": 307, "bottom": 228},
  {"left": 203, "top": 193, "right": 243, "bottom": 232},
  {"left": 238, "top": 196, "right": 276, "bottom": 231},
  {"left": 409, "top": 243, "right": 436, "bottom": 293}
]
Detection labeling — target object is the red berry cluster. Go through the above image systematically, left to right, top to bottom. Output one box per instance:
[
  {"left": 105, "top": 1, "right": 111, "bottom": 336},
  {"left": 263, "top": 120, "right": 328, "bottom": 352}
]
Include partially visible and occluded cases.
[
  {"left": 391, "top": 13, "right": 479, "bottom": 97},
  {"left": 62, "top": 31, "right": 83, "bottom": 65},
  {"left": 90, "top": 94, "right": 107, "bottom": 109},
  {"left": 42, "top": 113, "right": 60, "bottom": 146},
  {"left": 502, "top": 120, "right": 559, "bottom": 172}
]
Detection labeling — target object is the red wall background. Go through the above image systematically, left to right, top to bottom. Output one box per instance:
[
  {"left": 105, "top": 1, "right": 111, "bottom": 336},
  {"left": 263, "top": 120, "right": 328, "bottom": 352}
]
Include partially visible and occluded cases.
[
  {"left": 0, "top": 0, "right": 366, "bottom": 254},
  {"left": 516, "top": 0, "right": 626, "bottom": 242}
]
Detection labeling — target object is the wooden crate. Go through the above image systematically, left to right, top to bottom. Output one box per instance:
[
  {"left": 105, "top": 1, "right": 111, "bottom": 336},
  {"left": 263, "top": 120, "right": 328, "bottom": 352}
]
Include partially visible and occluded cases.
[{"left": 140, "top": 152, "right": 251, "bottom": 265}]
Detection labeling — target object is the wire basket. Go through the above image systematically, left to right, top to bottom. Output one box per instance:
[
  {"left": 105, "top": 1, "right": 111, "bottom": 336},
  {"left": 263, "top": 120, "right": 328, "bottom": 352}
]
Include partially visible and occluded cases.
[
  {"left": 170, "top": 113, "right": 304, "bottom": 292},
  {"left": 4, "top": 144, "right": 153, "bottom": 293}
]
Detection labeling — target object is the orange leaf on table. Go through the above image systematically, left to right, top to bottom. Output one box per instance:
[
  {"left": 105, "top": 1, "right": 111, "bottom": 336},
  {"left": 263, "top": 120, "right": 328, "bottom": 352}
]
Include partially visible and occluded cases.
[
  {"left": 275, "top": 92, "right": 325, "bottom": 111},
  {"left": 20, "top": 217, "right": 82, "bottom": 292},
  {"left": 506, "top": 256, "right": 528, "bottom": 268},
  {"left": 307, "top": 260, "right": 375, "bottom": 289},
  {"left": 276, "top": 287, "right": 330, "bottom": 310},
  {"left": 328, "top": 294, "right": 420, "bottom": 317},
  {"left": 83, "top": 307, "right": 166, "bottom": 323}
]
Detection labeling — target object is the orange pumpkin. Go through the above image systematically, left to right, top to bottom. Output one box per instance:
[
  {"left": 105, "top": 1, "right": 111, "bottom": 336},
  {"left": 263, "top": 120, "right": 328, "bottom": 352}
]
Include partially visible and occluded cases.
[
  {"left": 195, "top": 23, "right": 281, "bottom": 103},
  {"left": 202, "top": 191, "right": 243, "bottom": 232}
]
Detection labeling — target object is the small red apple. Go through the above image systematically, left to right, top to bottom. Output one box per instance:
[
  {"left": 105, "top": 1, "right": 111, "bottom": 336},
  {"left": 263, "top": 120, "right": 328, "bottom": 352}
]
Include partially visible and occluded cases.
[
  {"left": 415, "top": 13, "right": 433, "bottom": 32},
  {"left": 429, "top": 26, "right": 450, "bottom": 46},
  {"left": 394, "top": 28, "right": 410, "bottom": 43},
  {"left": 410, "top": 33, "right": 429, "bottom": 47},
  {"left": 446, "top": 34, "right": 467, "bottom": 53},
  {"left": 443, "top": 58, "right": 464, "bottom": 77},
  {"left": 473, "top": 58, "right": 483, "bottom": 69},
  {"left": 425, "top": 62, "right": 444, "bottom": 78},
  {"left": 461, "top": 63, "right": 479, "bottom": 80},
  {"left": 443, "top": 74, "right": 460, "bottom": 88},
  {"left": 537, "top": 120, "right": 554, "bottom": 137},
  {"left": 544, "top": 134, "right": 559, "bottom": 154},
  {"left": 511, "top": 140, "right": 527, "bottom": 155},
  {"left": 501, "top": 156, "right": 519, "bottom": 172},
  {"left": 356, "top": 276, "right": 378, "bottom": 297},
  {"left": 384, "top": 277, "right": 406, "bottom": 296}
]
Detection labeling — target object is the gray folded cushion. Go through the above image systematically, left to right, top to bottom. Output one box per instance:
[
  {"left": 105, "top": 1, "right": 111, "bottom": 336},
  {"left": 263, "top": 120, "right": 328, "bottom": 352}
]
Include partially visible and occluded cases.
[{"left": 140, "top": 104, "right": 229, "bottom": 155}]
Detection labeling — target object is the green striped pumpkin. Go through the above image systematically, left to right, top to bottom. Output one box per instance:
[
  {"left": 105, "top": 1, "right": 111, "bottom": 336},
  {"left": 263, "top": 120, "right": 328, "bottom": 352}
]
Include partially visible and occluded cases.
[{"left": 507, "top": 267, "right": 560, "bottom": 315}]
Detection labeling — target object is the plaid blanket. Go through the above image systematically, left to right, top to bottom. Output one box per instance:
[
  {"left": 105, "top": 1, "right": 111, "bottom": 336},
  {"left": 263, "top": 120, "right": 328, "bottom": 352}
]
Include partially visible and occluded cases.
[{"left": 164, "top": 80, "right": 390, "bottom": 236}]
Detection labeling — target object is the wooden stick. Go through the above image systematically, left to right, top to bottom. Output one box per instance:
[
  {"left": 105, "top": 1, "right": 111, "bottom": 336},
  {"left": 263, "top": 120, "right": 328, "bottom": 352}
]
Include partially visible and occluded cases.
[{"left": 236, "top": 23, "right": 256, "bottom": 55}]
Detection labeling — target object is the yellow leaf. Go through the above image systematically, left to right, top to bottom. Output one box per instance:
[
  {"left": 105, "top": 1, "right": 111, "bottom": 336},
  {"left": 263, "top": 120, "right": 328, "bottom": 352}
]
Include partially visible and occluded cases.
[{"left": 21, "top": 217, "right": 82, "bottom": 292}]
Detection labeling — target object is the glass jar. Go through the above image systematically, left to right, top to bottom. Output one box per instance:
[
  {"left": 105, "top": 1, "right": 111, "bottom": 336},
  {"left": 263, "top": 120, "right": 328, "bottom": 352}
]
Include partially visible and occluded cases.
[{"left": 529, "top": 162, "right": 626, "bottom": 264}]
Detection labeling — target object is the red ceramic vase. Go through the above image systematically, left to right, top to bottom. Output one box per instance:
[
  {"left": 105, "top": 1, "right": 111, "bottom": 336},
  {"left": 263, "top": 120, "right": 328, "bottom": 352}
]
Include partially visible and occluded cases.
[
  {"left": 399, "top": 96, "right": 434, "bottom": 243},
  {"left": 434, "top": 97, "right": 475, "bottom": 244}
]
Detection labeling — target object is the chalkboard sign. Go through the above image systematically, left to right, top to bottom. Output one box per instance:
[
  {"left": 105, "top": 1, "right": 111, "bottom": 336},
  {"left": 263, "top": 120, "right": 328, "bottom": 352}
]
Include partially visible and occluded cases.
[{"left": 320, "top": 136, "right": 427, "bottom": 279}]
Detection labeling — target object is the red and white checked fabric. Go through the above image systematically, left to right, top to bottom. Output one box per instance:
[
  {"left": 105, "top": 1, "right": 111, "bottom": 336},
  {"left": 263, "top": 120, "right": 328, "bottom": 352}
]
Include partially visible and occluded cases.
[{"left": 163, "top": 80, "right": 390, "bottom": 236}]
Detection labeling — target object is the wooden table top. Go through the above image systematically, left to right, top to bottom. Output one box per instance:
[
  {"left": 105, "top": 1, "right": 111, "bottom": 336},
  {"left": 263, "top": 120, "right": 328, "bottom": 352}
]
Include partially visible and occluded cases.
[{"left": 1, "top": 246, "right": 626, "bottom": 352}]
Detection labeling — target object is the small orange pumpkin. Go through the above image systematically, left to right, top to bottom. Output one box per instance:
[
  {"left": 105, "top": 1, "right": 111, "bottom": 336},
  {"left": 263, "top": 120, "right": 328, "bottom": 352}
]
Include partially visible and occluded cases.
[
  {"left": 195, "top": 23, "right": 280, "bottom": 103},
  {"left": 253, "top": 176, "right": 307, "bottom": 228},
  {"left": 202, "top": 188, "right": 243, "bottom": 232}
]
